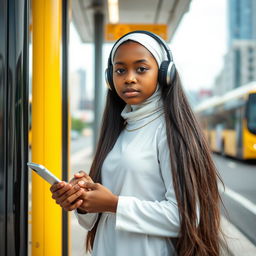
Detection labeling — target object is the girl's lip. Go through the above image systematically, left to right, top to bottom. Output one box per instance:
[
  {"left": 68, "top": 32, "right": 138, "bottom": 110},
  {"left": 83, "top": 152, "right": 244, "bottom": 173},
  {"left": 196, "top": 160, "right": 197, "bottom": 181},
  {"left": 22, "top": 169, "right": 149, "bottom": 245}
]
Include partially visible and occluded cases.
[
  {"left": 123, "top": 88, "right": 139, "bottom": 93},
  {"left": 123, "top": 91, "right": 140, "bottom": 97}
]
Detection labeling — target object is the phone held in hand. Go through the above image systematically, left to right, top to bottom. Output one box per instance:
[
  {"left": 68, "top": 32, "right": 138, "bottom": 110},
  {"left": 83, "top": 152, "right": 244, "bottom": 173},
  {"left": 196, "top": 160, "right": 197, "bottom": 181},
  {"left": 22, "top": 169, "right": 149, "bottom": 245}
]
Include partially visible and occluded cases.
[{"left": 27, "top": 162, "right": 61, "bottom": 185}]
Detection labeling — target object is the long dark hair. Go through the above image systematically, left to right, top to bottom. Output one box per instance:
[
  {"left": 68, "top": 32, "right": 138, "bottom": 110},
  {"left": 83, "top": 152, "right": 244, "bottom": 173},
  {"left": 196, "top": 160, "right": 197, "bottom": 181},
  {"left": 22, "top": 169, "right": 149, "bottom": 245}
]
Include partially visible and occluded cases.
[{"left": 86, "top": 70, "right": 224, "bottom": 255}]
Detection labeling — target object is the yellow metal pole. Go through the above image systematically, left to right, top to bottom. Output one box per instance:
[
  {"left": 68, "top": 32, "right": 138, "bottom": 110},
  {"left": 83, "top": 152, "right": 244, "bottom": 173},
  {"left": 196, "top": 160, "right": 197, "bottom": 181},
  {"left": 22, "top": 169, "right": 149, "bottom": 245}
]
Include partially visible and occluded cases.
[{"left": 32, "top": 0, "right": 62, "bottom": 255}]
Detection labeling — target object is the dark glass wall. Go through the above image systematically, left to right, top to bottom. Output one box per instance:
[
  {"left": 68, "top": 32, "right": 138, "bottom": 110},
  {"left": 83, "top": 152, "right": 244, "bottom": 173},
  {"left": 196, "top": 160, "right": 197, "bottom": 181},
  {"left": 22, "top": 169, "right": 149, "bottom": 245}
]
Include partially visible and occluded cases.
[
  {"left": 0, "top": 0, "right": 29, "bottom": 255},
  {"left": 0, "top": 0, "right": 8, "bottom": 252}
]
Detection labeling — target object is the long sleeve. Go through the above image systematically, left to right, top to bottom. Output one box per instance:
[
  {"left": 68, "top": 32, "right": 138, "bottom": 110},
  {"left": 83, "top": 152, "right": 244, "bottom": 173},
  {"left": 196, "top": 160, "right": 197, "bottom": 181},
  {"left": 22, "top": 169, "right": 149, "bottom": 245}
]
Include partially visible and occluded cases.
[
  {"left": 85, "top": 103, "right": 184, "bottom": 255},
  {"left": 115, "top": 127, "right": 181, "bottom": 237},
  {"left": 75, "top": 211, "right": 99, "bottom": 231}
]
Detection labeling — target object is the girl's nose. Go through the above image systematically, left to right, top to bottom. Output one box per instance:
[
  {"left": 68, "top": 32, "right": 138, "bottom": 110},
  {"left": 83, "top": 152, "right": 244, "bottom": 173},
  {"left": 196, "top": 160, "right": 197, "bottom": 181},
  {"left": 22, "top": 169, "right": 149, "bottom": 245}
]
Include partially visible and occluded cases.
[{"left": 125, "top": 71, "right": 137, "bottom": 84}]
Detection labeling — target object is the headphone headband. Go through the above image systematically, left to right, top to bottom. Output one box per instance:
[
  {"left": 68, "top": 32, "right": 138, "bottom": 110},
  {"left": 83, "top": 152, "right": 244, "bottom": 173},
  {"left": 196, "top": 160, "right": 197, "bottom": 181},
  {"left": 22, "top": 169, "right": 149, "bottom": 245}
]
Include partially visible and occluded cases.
[{"left": 108, "top": 30, "right": 173, "bottom": 66}]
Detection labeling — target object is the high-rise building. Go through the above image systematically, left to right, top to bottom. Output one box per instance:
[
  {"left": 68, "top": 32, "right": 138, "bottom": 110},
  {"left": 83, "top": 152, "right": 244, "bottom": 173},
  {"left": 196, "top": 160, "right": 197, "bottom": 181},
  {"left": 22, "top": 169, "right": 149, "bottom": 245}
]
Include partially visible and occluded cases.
[
  {"left": 213, "top": 0, "right": 256, "bottom": 95},
  {"left": 228, "top": 0, "right": 256, "bottom": 45},
  {"left": 213, "top": 40, "right": 256, "bottom": 96},
  {"left": 70, "top": 69, "right": 87, "bottom": 114},
  {"left": 77, "top": 69, "right": 86, "bottom": 109}
]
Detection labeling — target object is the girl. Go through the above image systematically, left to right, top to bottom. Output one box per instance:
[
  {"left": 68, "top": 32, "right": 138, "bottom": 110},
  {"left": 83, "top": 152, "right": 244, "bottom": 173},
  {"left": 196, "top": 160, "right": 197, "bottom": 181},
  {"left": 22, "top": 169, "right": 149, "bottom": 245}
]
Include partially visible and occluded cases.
[{"left": 50, "top": 31, "right": 224, "bottom": 256}]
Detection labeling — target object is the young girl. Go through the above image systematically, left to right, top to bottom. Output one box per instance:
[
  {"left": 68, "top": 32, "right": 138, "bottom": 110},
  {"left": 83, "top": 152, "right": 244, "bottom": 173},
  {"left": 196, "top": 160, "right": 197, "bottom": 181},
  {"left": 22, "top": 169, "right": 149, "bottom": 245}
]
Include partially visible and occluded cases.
[{"left": 50, "top": 31, "right": 223, "bottom": 256}]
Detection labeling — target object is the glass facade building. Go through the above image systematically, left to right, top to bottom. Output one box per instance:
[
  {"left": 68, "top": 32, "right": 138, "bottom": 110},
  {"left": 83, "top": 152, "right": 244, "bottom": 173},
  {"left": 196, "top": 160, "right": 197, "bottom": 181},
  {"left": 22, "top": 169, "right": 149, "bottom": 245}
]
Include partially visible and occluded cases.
[
  {"left": 229, "top": 0, "right": 256, "bottom": 45},
  {"left": 214, "top": 1, "right": 256, "bottom": 94}
]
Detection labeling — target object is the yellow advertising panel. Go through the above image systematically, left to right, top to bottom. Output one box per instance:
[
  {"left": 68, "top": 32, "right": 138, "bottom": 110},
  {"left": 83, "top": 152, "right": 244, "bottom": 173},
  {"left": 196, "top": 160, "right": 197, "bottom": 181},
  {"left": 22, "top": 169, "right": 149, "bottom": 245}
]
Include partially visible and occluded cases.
[{"left": 106, "top": 24, "right": 168, "bottom": 41}]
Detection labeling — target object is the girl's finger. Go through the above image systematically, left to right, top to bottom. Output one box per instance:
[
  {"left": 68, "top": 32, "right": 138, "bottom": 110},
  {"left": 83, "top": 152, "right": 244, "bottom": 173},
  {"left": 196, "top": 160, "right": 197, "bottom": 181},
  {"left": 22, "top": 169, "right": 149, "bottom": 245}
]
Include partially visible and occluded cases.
[
  {"left": 74, "top": 170, "right": 86, "bottom": 178},
  {"left": 85, "top": 175, "right": 94, "bottom": 183},
  {"left": 70, "top": 176, "right": 93, "bottom": 187},
  {"left": 69, "top": 177, "right": 78, "bottom": 186},
  {"left": 50, "top": 181, "right": 65, "bottom": 193},
  {"left": 78, "top": 181, "right": 98, "bottom": 190},
  {"left": 52, "top": 183, "right": 71, "bottom": 199},
  {"left": 57, "top": 184, "right": 81, "bottom": 204},
  {"left": 61, "top": 189, "right": 84, "bottom": 208},
  {"left": 64, "top": 200, "right": 83, "bottom": 212}
]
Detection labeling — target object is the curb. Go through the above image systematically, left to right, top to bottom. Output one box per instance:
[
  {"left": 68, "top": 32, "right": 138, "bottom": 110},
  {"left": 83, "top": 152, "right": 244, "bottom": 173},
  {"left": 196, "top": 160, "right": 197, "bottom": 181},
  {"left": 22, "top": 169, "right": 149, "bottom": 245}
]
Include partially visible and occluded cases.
[{"left": 221, "top": 216, "right": 256, "bottom": 256}]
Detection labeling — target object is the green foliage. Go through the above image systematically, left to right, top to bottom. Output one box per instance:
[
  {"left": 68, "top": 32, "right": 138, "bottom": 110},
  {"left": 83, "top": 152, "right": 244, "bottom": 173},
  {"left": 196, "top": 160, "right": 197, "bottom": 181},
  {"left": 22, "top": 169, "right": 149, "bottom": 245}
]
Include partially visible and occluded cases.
[{"left": 71, "top": 117, "right": 87, "bottom": 133}]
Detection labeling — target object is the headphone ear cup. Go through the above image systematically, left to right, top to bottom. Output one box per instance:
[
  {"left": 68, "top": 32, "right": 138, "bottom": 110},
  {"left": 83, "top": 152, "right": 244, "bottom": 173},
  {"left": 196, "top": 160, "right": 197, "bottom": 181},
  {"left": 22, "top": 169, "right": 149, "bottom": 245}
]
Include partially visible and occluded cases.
[
  {"left": 158, "top": 61, "right": 169, "bottom": 87},
  {"left": 159, "top": 61, "right": 176, "bottom": 87},
  {"left": 167, "top": 62, "right": 176, "bottom": 86},
  {"left": 105, "top": 67, "right": 114, "bottom": 90}
]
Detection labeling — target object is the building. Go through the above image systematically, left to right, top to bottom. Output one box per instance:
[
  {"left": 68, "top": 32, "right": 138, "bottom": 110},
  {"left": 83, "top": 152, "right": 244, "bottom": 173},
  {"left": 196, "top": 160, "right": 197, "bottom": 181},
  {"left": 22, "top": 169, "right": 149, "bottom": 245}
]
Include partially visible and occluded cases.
[
  {"left": 214, "top": 0, "right": 256, "bottom": 95},
  {"left": 228, "top": 0, "right": 256, "bottom": 45},
  {"left": 214, "top": 40, "right": 256, "bottom": 96},
  {"left": 231, "top": 40, "right": 256, "bottom": 88},
  {"left": 70, "top": 69, "right": 87, "bottom": 114},
  {"left": 77, "top": 69, "right": 87, "bottom": 109},
  {"left": 213, "top": 69, "right": 227, "bottom": 96}
]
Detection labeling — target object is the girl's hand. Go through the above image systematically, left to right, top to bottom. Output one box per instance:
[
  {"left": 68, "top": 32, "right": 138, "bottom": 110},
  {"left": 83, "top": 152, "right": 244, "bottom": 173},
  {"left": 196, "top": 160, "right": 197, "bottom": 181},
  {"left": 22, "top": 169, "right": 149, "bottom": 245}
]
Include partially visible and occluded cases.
[
  {"left": 69, "top": 171, "right": 94, "bottom": 190},
  {"left": 69, "top": 171, "right": 94, "bottom": 213},
  {"left": 77, "top": 181, "right": 118, "bottom": 213},
  {"left": 50, "top": 182, "right": 85, "bottom": 211}
]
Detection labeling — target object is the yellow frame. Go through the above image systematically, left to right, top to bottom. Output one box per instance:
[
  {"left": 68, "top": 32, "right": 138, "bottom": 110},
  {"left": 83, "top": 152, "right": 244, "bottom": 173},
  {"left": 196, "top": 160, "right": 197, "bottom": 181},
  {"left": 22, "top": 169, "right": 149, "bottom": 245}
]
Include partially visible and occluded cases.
[{"left": 32, "top": 0, "right": 62, "bottom": 255}]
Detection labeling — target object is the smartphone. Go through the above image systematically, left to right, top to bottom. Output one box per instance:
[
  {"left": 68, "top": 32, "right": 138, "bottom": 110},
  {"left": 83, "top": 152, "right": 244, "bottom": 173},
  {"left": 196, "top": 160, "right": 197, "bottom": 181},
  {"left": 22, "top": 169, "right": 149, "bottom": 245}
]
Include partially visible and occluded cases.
[{"left": 27, "top": 162, "right": 61, "bottom": 185}]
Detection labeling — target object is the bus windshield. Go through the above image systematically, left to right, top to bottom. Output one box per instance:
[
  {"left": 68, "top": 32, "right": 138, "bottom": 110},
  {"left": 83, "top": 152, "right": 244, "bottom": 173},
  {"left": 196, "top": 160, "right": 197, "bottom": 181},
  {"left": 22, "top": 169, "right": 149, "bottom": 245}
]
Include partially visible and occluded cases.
[{"left": 247, "top": 93, "right": 256, "bottom": 134}]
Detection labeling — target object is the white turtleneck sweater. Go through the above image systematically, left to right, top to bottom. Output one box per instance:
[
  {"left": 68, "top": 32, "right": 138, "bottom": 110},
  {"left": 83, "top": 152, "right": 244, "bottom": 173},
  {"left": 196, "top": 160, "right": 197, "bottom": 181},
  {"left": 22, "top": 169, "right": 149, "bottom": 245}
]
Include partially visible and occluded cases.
[{"left": 76, "top": 89, "right": 180, "bottom": 256}]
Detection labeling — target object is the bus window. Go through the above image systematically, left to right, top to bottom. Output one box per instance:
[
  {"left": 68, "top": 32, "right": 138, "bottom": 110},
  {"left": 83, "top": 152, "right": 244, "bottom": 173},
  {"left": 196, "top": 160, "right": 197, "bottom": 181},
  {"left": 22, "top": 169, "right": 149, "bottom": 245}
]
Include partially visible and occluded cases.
[{"left": 247, "top": 93, "right": 256, "bottom": 134}]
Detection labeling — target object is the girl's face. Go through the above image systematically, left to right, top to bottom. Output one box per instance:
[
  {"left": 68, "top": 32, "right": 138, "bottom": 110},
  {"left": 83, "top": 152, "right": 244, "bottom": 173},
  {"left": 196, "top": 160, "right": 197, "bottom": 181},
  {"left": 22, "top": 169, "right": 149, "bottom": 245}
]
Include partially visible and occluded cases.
[{"left": 113, "top": 41, "right": 158, "bottom": 105}]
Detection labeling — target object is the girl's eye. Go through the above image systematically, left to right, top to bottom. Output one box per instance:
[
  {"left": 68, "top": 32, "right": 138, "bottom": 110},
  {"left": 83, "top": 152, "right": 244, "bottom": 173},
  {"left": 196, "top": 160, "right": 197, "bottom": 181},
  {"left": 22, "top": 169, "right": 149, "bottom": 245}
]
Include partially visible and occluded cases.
[
  {"left": 137, "top": 67, "right": 148, "bottom": 73},
  {"left": 115, "top": 68, "right": 126, "bottom": 74}
]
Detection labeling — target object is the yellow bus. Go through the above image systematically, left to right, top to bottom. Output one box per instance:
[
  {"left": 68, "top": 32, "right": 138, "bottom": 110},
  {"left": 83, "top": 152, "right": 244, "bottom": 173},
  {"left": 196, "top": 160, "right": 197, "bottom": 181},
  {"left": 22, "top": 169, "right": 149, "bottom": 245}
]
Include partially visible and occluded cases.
[{"left": 195, "top": 82, "right": 256, "bottom": 160}]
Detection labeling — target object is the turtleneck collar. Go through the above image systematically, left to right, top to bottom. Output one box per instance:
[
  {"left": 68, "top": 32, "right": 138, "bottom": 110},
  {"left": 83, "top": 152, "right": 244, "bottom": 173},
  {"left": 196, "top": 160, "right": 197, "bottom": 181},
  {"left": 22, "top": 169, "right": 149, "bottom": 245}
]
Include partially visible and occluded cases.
[{"left": 121, "top": 85, "right": 163, "bottom": 124}]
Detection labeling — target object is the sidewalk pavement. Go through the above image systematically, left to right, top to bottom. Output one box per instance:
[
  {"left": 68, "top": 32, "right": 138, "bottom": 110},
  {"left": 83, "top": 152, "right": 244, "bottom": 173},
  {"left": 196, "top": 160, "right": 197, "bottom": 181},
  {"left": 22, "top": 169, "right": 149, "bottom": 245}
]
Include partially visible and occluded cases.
[
  {"left": 70, "top": 140, "right": 256, "bottom": 256},
  {"left": 71, "top": 147, "right": 92, "bottom": 256}
]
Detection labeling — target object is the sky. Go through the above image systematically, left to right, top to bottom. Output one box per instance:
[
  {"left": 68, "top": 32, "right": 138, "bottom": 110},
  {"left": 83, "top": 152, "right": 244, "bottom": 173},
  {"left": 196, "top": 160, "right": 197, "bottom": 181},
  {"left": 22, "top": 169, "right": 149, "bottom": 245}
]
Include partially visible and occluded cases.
[
  {"left": 69, "top": 0, "right": 228, "bottom": 99},
  {"left": 171, "top": 0, "right": 228, "bottom": 91}
]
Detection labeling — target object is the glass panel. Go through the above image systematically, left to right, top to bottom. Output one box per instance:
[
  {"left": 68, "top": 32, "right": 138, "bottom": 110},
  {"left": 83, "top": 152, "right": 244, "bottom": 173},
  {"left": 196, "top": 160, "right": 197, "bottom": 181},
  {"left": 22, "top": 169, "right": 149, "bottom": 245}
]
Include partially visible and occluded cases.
[{"left": 247, "top": 93, "right": 256, "bottom": 133}]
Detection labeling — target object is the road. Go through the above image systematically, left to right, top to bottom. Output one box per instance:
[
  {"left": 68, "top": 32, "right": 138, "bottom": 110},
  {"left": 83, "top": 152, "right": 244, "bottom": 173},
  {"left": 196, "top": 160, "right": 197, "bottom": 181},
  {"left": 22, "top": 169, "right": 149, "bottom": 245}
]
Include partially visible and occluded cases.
[
  {"left": 71, "top": 133, "right": 92, "bottom": 154},
  {"left": 71, "top": 134, "right": 92, "bottom": 256},
  {"left": 214, "top": 154, "right": 256, "bottom": 245}
]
